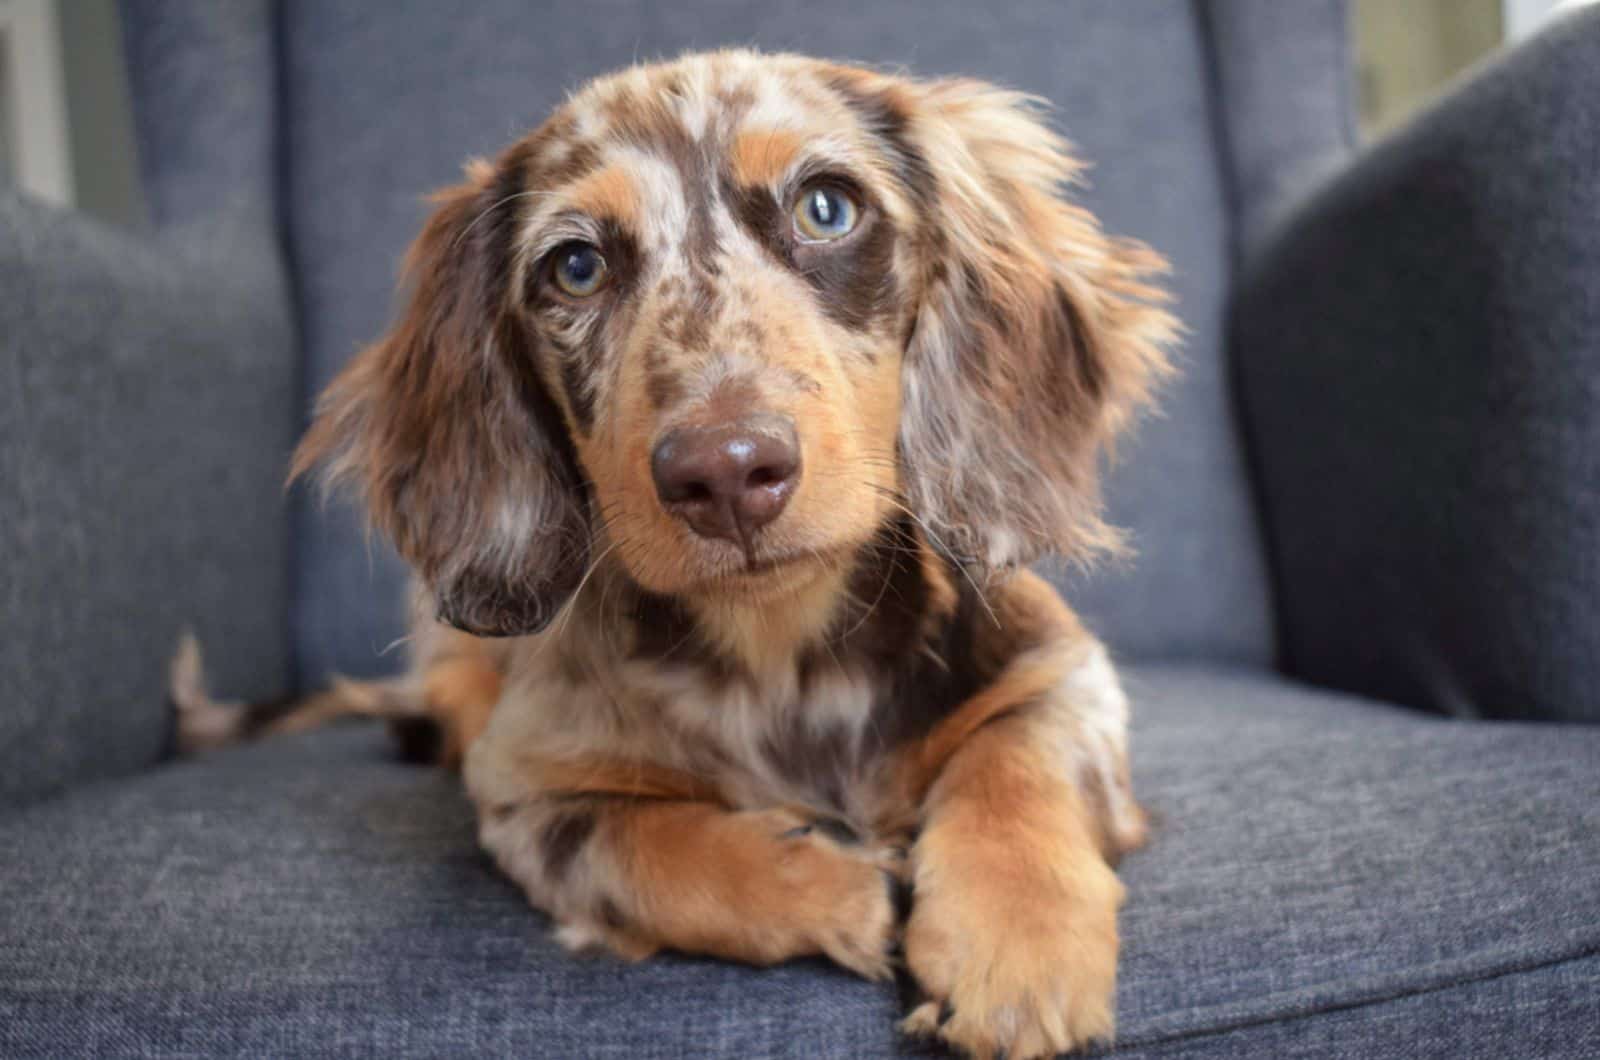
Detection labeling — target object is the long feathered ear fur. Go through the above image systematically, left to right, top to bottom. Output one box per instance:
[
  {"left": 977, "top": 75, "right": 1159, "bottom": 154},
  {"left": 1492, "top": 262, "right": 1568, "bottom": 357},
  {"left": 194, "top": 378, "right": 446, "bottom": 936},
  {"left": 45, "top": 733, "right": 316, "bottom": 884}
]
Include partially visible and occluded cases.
[
  {"left": 897, "top": 79, "right": 1178, "bottom": 575},
  {"left": 291, "top": 155, "right": 590, "bottom": 636}
]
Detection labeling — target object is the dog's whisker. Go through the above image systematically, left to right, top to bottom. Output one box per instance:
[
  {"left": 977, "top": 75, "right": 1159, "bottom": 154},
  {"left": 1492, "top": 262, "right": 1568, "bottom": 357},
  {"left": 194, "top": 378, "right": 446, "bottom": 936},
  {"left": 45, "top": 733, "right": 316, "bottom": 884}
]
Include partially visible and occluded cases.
[
  {"left": 450, "top": 189, "right": 558, "bottom": 251},
  {"left": 865, "top": 486, "right": 1001, "bottom": 629},
  {"left": 554, "top": 537, "right": 626, "bottom": 640},
  {"left": 377, "top": 631, "right": 416, "bottom": 658}
]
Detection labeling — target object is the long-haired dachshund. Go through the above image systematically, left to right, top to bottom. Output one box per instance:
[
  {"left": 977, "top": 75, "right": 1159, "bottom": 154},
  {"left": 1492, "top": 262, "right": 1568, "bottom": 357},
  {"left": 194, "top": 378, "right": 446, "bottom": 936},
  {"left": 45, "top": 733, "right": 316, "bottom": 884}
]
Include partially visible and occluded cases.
[{"left": 178, "top": 51, "right": 1176, "bottom": 1058}]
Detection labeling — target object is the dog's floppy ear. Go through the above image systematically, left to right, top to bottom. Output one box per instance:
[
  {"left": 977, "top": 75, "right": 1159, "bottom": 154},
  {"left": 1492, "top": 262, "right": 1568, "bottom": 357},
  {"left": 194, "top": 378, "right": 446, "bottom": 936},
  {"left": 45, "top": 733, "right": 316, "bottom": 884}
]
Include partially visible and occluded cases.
[
  {"left": 895, "top": 79, "right": 1177, "bottom": 575},
  {"left": 292, "top": 155, "right": 590, "bottom": 636}
]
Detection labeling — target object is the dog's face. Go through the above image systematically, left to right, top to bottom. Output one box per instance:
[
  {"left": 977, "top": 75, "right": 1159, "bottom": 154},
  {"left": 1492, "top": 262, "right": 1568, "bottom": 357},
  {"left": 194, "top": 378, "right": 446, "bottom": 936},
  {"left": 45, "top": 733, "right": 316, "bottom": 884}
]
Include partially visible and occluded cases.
[
  {"left": 297, "top": 52, "right": 1175, "bottom": 636},
  {"left": 519, "top": 57, "right": 919, "bottom": 605}
]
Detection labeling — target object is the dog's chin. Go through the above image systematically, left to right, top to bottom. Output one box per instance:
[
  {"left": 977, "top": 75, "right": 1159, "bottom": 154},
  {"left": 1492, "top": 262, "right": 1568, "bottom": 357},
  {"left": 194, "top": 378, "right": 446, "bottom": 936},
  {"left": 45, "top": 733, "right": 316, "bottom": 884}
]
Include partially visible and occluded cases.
[{"left": 629, "top": 537, "right": 858, "bottom": 604}]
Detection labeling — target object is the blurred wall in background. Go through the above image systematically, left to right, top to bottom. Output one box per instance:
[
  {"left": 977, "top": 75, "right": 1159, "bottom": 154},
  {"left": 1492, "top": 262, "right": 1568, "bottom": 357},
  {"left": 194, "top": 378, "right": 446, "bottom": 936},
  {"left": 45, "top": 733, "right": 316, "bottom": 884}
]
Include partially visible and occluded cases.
[
  {"left": 1, "top": 0, "right": 140, "bottom": 225},
  {"left": 56, "top": 0, "right": 140, "bottom": 226},
  {"left": 1354, "top": 0, "right": 1502, "bottom": 136},
  {"left": 0, "top": 2, "right": 1585, "bottom": 226}
]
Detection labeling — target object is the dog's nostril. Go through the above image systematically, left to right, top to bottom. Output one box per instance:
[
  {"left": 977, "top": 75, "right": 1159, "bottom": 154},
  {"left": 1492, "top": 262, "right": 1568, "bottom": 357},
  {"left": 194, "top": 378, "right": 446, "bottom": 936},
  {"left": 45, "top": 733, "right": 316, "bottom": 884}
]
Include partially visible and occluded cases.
[{"left": 746, "top": 466, "right": 783, "bottom": 489}]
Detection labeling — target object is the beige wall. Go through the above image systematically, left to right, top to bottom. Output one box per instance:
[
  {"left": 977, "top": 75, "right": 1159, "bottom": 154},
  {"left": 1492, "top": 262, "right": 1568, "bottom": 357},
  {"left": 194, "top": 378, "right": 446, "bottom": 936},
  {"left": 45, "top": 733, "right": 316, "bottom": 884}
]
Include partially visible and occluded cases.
[
  {"left": 58, "top": 0, "right": 141, "bottom": 227},
  {"left": 1355, "top": 0, "right": 1504, "bottom": 137}
]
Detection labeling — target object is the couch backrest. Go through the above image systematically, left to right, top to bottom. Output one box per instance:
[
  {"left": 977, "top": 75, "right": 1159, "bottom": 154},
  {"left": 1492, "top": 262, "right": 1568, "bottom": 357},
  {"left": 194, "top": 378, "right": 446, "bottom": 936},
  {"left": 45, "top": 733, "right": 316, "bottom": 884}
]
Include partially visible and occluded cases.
[{"left": 124, "top": 0, "right": 1354, "bottom": 687}]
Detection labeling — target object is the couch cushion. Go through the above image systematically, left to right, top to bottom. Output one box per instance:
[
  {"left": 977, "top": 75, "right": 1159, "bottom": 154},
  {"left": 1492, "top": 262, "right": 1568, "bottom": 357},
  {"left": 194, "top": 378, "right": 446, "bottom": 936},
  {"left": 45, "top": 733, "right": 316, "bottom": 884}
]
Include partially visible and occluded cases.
[
  {"left": 272, "top": 1, "right": 1336, "bottom": 684},
  {"left": 1233, "top": 9, "right": 1600, "bottom": 725},
  {"left": 0, "top": 192, "right": 294, "bottom": 808},
  {"left": 4, "top": 665, "right": 1595, "bottom": 1057}
]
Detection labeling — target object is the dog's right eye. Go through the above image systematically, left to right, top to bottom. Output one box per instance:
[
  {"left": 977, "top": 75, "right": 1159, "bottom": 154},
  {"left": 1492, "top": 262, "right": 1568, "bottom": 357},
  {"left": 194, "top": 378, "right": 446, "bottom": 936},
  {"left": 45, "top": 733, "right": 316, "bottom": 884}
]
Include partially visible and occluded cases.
[
  {"left": 793, "top": 185, "right": 860, "bottom": 243},
  {"left": 551, "top": 242, "right": 609, "bottom": 297}
]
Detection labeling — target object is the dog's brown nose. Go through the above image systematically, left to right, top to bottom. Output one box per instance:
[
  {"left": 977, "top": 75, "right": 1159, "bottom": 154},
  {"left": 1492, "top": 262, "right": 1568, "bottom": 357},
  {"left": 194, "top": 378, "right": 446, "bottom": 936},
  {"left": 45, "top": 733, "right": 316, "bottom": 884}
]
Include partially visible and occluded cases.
[{"left": 651, "top": 419, "right": 801, "bottom": 544}]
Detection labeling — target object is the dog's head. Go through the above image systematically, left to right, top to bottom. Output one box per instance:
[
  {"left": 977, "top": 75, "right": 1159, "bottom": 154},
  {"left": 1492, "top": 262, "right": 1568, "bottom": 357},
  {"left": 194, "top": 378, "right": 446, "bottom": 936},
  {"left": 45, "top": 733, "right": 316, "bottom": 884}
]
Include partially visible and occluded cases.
[{"left": 295, "top": 52, "right": 1176, "bottom": 637}]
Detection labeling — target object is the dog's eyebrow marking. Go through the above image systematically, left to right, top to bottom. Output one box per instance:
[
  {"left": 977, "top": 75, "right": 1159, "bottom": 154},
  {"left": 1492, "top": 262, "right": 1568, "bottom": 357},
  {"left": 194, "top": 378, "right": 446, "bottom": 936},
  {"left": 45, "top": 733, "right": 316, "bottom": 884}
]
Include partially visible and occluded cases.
[
  {"left": 728, "top": 128, "right": 805, "bottom": 188},
  {"left": 535, "top": 139, "right": 604, "bottom": 195},
  {"left": 567, "top": 165, "right": 642, "bottom": 227}
]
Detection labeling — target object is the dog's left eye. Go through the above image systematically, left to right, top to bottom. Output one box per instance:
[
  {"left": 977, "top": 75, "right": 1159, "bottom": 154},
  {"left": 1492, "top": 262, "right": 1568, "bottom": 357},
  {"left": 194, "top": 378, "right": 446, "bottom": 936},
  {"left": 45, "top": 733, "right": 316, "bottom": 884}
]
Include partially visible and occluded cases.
[
  {"left": 793, "top": 185, "right": 859, "bottom": 242},
  {"left": 551, "top": 242, "right": 609, "bottom": 297}
]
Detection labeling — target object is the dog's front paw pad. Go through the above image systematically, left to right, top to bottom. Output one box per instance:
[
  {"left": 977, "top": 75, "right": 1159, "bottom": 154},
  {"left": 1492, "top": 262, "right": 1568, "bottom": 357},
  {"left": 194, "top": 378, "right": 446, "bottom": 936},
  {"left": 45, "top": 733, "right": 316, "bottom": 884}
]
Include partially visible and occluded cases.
[{"left": 901, "top": 862, "right": 1122, "bottom": 1058}]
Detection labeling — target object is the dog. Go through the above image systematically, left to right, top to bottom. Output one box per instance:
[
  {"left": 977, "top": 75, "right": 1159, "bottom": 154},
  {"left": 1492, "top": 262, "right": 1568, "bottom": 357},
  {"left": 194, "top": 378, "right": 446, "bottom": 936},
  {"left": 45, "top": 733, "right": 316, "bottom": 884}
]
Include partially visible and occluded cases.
[{"left": 181, "top": 50, "right": 1177, "bottom": 1058}]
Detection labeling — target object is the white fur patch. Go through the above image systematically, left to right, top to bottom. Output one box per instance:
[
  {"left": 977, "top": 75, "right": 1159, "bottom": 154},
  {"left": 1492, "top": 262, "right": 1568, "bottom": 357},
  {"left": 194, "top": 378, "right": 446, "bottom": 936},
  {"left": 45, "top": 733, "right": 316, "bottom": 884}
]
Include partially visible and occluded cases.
[{"left": 1055, "top": 640, "right": 1143, "bottom": 850}]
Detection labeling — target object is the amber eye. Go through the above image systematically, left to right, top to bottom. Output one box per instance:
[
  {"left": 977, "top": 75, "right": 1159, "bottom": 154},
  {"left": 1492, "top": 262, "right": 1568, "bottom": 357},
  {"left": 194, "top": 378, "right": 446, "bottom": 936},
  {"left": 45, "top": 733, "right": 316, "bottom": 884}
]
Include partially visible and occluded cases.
[
  {"left": 792, "top": 185, "right": 859, "bottom": 242},
  {"left": 551, "top": 242, "right": 608, "bottom": 297}
]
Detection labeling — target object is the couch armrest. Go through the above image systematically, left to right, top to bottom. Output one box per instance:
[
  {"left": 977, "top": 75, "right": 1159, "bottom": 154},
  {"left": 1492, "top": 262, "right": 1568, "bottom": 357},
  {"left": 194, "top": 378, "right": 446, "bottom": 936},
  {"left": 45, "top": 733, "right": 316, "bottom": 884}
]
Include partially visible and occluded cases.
[
  {"left": 1232, "top": 10, "right": 1600, "bottom": 723},
  {"left": 0, "top": 194, "right": 296, "bottom": 806}
]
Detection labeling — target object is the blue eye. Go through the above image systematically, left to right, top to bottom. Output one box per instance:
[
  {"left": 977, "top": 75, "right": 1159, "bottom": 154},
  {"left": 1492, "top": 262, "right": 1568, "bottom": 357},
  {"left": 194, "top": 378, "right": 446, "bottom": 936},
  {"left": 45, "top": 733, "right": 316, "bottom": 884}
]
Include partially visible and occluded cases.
[
  {"left": 793, "top": 185, "right": 859, "bottom": 242},
  {"left": 551, "top": 242, "right": 608, "bottom": 297}
]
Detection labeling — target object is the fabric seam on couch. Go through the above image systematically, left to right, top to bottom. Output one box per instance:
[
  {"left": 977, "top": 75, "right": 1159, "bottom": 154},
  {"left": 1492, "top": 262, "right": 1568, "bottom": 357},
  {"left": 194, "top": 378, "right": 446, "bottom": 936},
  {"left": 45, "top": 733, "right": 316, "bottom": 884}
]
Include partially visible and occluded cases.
[{"left": 1119, "top": 939, "right": 1600, "bottom": 1050}]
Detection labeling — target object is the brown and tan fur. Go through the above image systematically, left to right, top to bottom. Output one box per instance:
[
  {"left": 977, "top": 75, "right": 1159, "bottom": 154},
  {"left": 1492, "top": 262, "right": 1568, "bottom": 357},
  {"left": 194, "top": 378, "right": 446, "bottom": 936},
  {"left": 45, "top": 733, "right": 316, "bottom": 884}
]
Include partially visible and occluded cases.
[{"left": 192, "top": 51, "right": 1177, "bottom": 1058}]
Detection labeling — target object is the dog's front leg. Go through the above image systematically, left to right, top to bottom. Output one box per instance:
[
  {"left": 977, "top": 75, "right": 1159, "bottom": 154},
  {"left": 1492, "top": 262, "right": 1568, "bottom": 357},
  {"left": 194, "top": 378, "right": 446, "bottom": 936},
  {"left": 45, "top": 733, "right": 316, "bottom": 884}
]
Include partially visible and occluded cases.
[
  {"left": 899, "top": 646, "right": 1138, "bottom": 1059},
  {"left": 467, "top": 754, "right": 901, "bottom": 979}
]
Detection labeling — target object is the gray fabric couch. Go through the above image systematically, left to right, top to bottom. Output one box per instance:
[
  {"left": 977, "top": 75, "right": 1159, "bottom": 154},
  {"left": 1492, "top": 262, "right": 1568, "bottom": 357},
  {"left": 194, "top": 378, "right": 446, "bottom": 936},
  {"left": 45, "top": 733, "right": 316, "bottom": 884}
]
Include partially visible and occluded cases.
[{"left": 3, "top": 2, "right": 1597, "bottom": 1055}]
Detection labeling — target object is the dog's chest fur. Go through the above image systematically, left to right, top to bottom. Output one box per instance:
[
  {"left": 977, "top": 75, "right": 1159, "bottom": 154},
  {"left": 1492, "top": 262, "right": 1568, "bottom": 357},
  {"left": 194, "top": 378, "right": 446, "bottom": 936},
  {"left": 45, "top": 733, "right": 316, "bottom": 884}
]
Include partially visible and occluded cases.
[{"left": 492, "top": 520, "right": 989, "bottom": 827}]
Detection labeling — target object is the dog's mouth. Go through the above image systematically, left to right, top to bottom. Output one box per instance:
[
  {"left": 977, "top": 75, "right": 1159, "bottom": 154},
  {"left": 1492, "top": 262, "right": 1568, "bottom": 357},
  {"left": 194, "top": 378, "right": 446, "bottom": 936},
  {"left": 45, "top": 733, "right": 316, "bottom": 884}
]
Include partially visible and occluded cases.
[
  {"left": 684, "top": 539, "right": 855, "bottom": 596},
  {"left": 742, "top": 550, "right": 814, "bottom": 575}
]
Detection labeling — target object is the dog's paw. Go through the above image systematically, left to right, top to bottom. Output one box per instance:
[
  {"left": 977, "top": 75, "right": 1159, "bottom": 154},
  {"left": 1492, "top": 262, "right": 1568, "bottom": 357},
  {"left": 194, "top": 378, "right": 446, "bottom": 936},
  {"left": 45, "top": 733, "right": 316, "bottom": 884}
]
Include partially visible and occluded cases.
[
  {"left": 764, "top": 812, "right": 904, "bottom": 981},
  {"left": 900, "top": 836, "right": 1123, "bottom": 1058}
]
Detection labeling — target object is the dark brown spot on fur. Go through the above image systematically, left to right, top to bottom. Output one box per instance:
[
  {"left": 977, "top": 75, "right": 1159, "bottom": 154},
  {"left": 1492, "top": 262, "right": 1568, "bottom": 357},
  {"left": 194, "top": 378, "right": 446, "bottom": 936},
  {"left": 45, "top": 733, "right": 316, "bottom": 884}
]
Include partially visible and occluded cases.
[
  {"left": 824, "top": 76, "right": 938, "bottom": 212},
  {"left": 601, "top": 90, "right": 731, "bottom": 282},
  {"left": 535, "top": 139, "right": 601, "bottom": 193},
  {"left": 484, "top": 146, "right": 535, "bottom": 303},
  {"left": 724, "top": 178, "right": 787, "bottom": 264},
  {"left": 684, "top": 194, "right": 723, "bottom": 281},
  {"left": 797, "top": 206, "right": 898, "bottom": 333},
  {"left": 1058, "top": 283, "right": 1108, "bottom": 405},
  {"left": 663, "top": 286, "right": 715, "bottom": 352},
  {"left": 728, "top": 317, "right": 765, "bottom": 351},
  {"left": 550, "top": 334, "right": 595, "bottom": 433},
  {"left": 646, "top": 364, "right": 686, "bottom": 409},
  {"left": 783, "top": 368, "right": 822, "bottom": 396},
  {"left": 827, "top": 515, "right": 935, "bottom": 668},
  {"left": 819, "top": 516, "right": 992, "bottom": 754},
  {"left": 877, "top": 582, "right": 992, "bottom": 747},
  {"left": 627, "top": 588, "right": 734, "bottom": 681},
  {"left": 763, "top": 721, "right": 853, "bottom": 812},
  {"left": 540, "top": 806, "right": 598, "bottom": 884},
  {"left": 813, "top": 816, "right": 864, "bottom": 845},
  {"left": 598, "top": 896, "right": 629, "bottom": 931}
]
